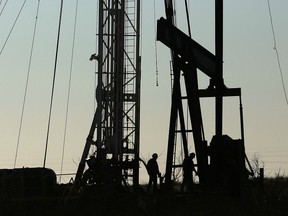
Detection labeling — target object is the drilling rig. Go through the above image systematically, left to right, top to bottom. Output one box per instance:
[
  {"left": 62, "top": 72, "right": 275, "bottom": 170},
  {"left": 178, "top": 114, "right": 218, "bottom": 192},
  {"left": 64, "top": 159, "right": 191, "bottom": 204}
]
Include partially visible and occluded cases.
[
  {"left": 74, "top": 0, "right": 251, "bottom": 192},
  {"left": 75, "top": 0, "right": 141, "bottom": 187},
  {"left": 158, "top": 0, "right": 252, "bottom": 191}
]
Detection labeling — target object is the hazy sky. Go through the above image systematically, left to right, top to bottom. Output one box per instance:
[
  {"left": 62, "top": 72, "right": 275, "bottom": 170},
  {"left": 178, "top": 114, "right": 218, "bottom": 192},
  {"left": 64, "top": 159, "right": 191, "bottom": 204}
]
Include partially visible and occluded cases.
[{"left": 0, "top": 0, "right": 287, "bottom": 183}]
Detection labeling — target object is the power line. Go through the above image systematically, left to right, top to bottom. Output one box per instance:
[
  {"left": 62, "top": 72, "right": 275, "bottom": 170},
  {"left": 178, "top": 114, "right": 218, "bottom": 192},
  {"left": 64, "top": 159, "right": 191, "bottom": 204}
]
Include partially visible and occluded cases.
[
  {"left": 0, "top": 0, "right": 26, "bottom": 55},
  {"left": 0, "top": 0, "right": 8, "bottom": 16},
  {"left": 14, "top": 0, "right": 41, "bottom": 168},
  {"left": 43, "top": 0, "right": 64, "bottom": 168},
  {"left": 59, "top": 0, "right": 79, "bottom": 183},
  {"left": 153, "top": 0, "right": 159, "bottom": 86},
  {"left": 184, "top": 0, "right": 191, "bottom": 37},
  {"left": 267, "top": 0, "right": 288, "bottom": 105}
]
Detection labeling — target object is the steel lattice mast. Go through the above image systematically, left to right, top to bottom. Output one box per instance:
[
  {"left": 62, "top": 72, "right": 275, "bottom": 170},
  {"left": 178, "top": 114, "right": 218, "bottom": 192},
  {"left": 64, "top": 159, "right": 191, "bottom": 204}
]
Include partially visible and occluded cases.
[{"left": 75, "top": 0, "right": 141, "bottom": 186}]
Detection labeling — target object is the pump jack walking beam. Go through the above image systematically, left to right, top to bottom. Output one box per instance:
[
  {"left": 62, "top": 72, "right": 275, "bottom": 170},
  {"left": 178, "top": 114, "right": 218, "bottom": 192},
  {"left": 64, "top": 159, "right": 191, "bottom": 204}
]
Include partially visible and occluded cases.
[{"left": 157, "top": 18, "right": 216, "bottom": 79}]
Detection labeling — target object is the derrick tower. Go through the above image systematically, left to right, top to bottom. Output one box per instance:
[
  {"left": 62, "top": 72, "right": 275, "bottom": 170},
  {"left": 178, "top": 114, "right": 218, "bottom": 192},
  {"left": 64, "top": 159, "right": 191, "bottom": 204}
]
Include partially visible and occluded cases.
[{"left": 76, "top": 0, "right": 141, "bottom": 186}]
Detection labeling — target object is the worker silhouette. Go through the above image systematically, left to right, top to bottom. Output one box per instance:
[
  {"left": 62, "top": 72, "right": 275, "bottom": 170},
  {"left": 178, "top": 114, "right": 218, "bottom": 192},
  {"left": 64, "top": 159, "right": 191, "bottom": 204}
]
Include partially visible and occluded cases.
[
  {"left": 181, "top": 152, "right": 198, "bottom": 192},
  {"left": 147, "top": 153, "right": 160, "bottom": 192}
]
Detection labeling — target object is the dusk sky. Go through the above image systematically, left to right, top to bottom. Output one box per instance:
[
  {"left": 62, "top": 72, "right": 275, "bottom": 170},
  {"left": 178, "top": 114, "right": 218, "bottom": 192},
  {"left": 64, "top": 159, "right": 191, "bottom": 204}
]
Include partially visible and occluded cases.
[{"left": 0, "top": 0, "right": 287, "bottom": 183}]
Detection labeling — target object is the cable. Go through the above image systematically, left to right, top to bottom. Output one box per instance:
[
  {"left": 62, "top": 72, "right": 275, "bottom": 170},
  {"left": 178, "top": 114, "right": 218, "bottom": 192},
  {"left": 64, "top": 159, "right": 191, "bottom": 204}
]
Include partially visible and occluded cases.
[
  {"left": 0, "top": 0, "right": 26, "bottom": 55},
  {"left": 0, "top": 0, "right": 8, "bottom": 16},
  {"left": 14, "top": 0, "right": 41, "bottom": 168},
  {"left": 43, "top": 0, "right": 64, "bottom": 168},
  {"left": 59, "top": 0, "right": 79, "bottom": 183},
  {"left": 94, "top": 0, "right": 98, "bottom": 111},
  {"left": 153, "top": 0, "right": 159, "bottom": 86},
  {"left": 184, "top": 0, "right": 191, "bottom": 37},
  {"left": 184, "top": 0, "right": 192, "bottom": 147},
  {"left": 267, "top": 0, "right": 288, "bottom": 105},
  {"left": 89, "top": 1, "right": 101, "bottom": 158}
]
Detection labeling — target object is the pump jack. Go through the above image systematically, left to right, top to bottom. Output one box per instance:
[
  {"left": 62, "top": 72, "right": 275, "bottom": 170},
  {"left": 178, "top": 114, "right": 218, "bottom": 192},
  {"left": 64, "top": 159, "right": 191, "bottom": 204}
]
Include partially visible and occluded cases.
[{"left": 158, "top": 0, "right": 252, "bottom": 190}]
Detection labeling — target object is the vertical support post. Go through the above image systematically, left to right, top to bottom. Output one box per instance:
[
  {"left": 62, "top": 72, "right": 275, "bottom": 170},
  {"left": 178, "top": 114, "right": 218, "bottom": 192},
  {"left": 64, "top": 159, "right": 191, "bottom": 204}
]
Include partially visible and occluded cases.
[
  {"left": 96, "top": 0, "right": 104, "bottom": 150},
  {"left": 115, "top": 0, "right": 125, "bottom": 160},
  {"left": 133, "top": 0, "right": 141, "bottom": 187},
  {"left": 215, "top": 0, "right": 223, "bottom": 138},
  {"left": 165, "top": 59, "right": 181, "bottom": 186},
  {"left": 183, "top": 64, "right": 208, "bottom": 188},
  {"left": 239, "top": 96, "right": 244, "bottom": 142},
  {"left": 259, "top": 168, "right": 264, "bottom": 188}
]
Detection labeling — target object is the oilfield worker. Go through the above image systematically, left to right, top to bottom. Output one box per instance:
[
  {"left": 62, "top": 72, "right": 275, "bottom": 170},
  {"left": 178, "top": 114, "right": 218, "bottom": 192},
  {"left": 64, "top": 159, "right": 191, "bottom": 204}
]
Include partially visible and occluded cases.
[
  {"left": 181, "top": 152, "right": 198, "bottom": 192},
  {"left": 147, "top": 153, "right": 160, "bottom": 191}
]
